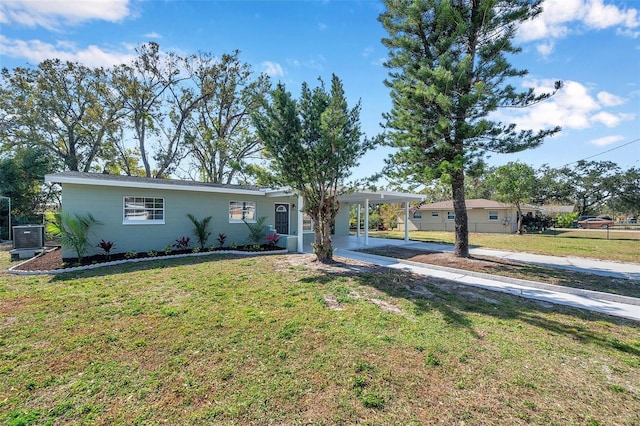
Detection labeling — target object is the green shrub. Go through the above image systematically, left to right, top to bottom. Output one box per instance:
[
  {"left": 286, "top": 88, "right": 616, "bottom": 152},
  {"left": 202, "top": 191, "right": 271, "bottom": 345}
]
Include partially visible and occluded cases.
[
  {"left": 45, "top": 211, "right": 102, "bottom": 263},
  {"left": 556, "top": 212, "right": 578, "bottom": 228},
  {"left": 187, "top": 214, "right": 212, "bottom": 249},
  {"left": 244, "top": 216, "right": 267, "bottom": 245}
]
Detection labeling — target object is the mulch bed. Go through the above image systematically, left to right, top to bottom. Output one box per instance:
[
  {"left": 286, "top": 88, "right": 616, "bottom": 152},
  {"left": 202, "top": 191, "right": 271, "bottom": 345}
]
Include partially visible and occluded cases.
[{"left": 11, "top": 245, "right": 286, "bottom": 272}]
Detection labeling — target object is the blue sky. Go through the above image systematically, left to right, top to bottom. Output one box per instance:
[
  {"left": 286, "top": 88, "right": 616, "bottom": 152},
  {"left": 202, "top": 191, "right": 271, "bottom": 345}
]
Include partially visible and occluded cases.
[{"left": 1, "top": 0, "right": 638, "bottom": 183}]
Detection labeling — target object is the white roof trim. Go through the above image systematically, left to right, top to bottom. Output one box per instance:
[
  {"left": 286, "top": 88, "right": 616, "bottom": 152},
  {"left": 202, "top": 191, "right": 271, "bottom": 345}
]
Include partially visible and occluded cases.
[
  {"left": 45, "top": 173, "right": 426, "bottom": 203},
  {"left": 45, "top": 174, "right": 265, "bottom": 196},
  {"left": 337, "top": 191, "right": 425, "bottom": 203}
]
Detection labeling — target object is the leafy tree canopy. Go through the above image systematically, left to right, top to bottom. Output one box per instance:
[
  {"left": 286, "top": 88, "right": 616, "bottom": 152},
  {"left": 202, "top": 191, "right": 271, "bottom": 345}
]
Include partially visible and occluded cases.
[
  {"left": 254, "top": 74, "right": 372, "bottom": 262},
  {"left": 487, "top": 161, "right": 536, "bottom": 233}
]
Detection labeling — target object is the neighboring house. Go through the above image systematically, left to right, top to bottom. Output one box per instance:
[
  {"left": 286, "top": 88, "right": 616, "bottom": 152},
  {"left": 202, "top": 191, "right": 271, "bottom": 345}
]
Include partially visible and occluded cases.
[
  {"left": 45, "top": 172, "right": 423, "bottom": 258},
  {"left": 398, "top": 198, "right": 539, "bottom": 234},
  {"left": 538, "top": 205, "right": 574, "bottom": 216}
]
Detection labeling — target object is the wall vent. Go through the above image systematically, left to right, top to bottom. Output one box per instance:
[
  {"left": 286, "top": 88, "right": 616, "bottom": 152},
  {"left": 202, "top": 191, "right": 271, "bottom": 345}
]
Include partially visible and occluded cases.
[{"left": 13, "top": 225, "right": 45, "bottom": 249}]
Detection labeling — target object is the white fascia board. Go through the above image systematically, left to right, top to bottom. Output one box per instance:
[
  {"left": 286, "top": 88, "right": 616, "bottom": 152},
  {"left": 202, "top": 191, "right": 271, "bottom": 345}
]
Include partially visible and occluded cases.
[
  {"left": 44, "top": 174, "right": 265, "bottom": 196},
  {"left": 265, "top": 188, "right": 297, "bottom": 198},
  {"left": 338, "top": 191, "right": 425, "bottom": 203}
]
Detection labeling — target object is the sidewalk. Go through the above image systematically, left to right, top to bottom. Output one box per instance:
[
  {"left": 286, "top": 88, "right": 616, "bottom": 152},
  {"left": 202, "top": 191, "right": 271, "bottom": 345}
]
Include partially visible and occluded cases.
[{"left": 314, "top": 236, "right": 640, "bottom": 321}]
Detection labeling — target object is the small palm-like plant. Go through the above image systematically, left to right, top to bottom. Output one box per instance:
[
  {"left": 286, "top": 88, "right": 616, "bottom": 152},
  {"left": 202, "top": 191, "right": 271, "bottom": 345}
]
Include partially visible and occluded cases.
[
  {"left": 46, "top": 211, "right": 102, "bottom": 263},
  {"left": 187, "top": 214, "right": 212, "bottom": 249},
  {"left": 243, "top": 216, "right": 267, "bottom": 246}
]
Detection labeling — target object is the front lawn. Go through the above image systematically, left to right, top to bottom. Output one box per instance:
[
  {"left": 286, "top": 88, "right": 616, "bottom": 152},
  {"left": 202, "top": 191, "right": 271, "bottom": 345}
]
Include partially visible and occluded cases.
[{"left": 1, "top": 252, "right": 638, "bottom": 424}]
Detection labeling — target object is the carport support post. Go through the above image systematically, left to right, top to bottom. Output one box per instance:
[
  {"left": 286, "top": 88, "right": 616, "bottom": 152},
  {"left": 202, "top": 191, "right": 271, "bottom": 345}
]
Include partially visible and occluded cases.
[
  {"left": 296, "top": 194, "right": 304, "bottom": 253},
  {"left": 364, "top": 199, "right": 369, "bottom": 246},
  {"left": 404, "top": 202, "right": 409, "bottom": 242},
  {"left": 356, "top": 204, "right": 361, "bottom": 237}
]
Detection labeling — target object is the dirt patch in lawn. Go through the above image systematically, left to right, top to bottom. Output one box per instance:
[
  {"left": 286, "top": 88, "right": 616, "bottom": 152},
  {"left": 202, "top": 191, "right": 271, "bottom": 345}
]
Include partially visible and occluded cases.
[{"left": 358, "top": 245, "right": 640, "bottom": 299}]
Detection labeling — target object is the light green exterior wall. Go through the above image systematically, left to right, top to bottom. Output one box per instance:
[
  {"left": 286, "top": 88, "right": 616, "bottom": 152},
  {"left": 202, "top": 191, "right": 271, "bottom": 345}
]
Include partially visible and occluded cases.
[
  {"left": 60, "top": 183, "right": 298, "bottom": 258},
  {"left": 300, "top": 202, "right": 352, "bottom": 251},
  {"left": 334, "top": 204, "right": 351, "bottom": 236}
]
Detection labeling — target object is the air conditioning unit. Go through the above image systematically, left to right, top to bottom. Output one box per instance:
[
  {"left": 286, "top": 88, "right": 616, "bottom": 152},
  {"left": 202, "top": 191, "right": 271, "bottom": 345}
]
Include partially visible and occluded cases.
[{"left": 13, "top": 225, "right": 45, "bottom": 249}]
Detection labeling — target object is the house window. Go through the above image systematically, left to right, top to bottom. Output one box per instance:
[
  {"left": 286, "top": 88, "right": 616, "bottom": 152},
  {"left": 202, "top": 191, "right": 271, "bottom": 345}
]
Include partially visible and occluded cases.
[
  {"left": 123, "top": 197, "right": 164, "bottom": 224},
  {"left": 229, "top": 201, "right": 256, "bottom": 222},
  {"left": 413, "top": 211, "right": 422, "bottom": 219},
  {"left": 447, "top": 211, "right": 455, "bottom": 220},
  {"left": 488, "top": 211, "right": 499, "bottom": 221},
  {"left": 431, "top": 212, "right": 439, "bottom": 217},
  {"left": 303, "top": 213, "right": 313, "bottom": 231}
]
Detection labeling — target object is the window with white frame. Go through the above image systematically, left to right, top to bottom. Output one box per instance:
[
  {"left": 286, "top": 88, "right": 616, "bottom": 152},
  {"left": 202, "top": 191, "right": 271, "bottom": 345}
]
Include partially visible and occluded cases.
[
  {"left": 123, "top": 197, "right": 164, "bottom": 224},
  {"left": 229, "top": 201, "right": 256, "bottom": 222},
  {"left": 413, "top": 211, "right": 422, "bottom": 219},
  {"left": 431, "top": 211, "right": 439, "bottom": 217},
  {"left": 447, "top": 211, "right": 455, "bottom": 220},
  {"left": 488, "top": 211, "right": 499, "bottom": 221}
]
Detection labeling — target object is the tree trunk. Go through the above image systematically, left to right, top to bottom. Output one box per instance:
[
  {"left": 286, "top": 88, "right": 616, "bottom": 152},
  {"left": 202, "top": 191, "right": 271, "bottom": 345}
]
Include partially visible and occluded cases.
[
  {"left": 452, "top": 168, "right": 470, "bottom": 257},
  {"left": 311, "top": 196, "right": 337, "bottom": 263},
  {"left": 516, "top": 204, "right": 523, "bottom": 234}
]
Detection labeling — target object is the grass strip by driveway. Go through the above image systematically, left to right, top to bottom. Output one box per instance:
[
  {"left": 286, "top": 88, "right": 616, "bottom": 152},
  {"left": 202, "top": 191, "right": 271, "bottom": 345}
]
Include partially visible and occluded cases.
[
  {"left": 370, "top": 230, "right": 640, "bottom": 264},
  {"left": 358, "top": 246, "right": 640, "bottom": 299},
  {"left": 1, "top": 253, "right": 639, "bottom": 425}
]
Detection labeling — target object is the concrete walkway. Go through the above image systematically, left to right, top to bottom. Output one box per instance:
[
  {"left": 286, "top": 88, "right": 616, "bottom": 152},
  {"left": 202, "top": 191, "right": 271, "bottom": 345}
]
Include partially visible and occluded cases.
[{"left": 307, "top": 236, "right": 640, "bottom": 322}]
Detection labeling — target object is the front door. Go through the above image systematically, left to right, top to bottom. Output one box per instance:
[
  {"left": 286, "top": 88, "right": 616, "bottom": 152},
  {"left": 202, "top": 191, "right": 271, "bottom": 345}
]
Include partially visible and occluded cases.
[{"left": 274, "top": 203, "right": 289, "bottom": 235}]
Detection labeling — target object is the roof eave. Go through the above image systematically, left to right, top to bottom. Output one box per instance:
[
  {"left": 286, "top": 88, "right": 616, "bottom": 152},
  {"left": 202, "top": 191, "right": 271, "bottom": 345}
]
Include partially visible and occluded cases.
[{"left": 44, "top": 174, "right": 265, "bottom": 196}]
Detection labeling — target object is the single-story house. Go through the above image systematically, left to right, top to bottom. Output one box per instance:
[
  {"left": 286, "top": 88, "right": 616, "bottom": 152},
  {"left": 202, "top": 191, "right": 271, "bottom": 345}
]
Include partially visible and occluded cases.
[
  {"left": 45, "top": 172, "right": 424, "bottom": 258},
  {"left": 398, "top": 198, "right": 539, "bottom": 234},
  {"left": 538, "top": 205, "right": 574, "bottom": 216}
]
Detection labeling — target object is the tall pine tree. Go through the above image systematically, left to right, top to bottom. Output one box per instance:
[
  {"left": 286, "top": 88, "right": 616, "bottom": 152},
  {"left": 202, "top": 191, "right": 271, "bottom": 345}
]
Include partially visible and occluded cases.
[{"left": 380, "top": 0, "right": 561, "bottom": 256}]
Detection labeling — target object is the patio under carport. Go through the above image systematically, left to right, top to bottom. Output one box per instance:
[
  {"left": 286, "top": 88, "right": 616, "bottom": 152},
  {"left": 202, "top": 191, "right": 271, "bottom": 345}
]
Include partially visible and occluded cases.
[{"left": 296, "top": 190, "right": 425, "bottom": 253}]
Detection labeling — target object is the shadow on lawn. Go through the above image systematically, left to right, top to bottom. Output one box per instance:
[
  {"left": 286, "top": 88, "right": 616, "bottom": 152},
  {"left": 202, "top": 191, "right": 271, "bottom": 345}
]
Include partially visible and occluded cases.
[
  {"left": 49, "top": 253, "right": 639, "bottom": 357},
  {"left": 302, "top": 260, "right": 639, "bottom": 357}
]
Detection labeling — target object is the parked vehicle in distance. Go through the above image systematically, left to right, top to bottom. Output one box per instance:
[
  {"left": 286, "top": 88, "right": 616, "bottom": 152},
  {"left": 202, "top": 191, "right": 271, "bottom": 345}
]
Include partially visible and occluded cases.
[
  {"left": 573, "top": 215, "right": 596, "bottom": 228},
  {"left": 577, "top": 217, "right": 614, "bottom": 229},
  {"left": 626, "top": 217, "right": 637, "bottom": 223}
]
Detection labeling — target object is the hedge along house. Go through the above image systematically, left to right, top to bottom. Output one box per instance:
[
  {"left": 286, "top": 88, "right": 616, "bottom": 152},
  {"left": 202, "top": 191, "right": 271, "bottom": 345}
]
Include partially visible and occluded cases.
[
  {"left": 45, "top": 172, "right": 424, "bottom": 258},
  {"left": 398, "top": 199, "right": 539, "bottom": 234}
]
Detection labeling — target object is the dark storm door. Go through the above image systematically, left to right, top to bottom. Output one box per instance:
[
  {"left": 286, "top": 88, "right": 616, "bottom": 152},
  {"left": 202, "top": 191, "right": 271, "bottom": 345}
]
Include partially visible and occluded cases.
[{"left": 274, "top": 203, "right": 289, "bottom": 235}]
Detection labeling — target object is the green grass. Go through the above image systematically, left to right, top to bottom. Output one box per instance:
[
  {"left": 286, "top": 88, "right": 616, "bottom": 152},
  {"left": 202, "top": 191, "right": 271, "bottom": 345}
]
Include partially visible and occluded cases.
[
  {"left": 370, "top": 230, "right": 640, "bottom": 263},
  {"left": 1, "top": 251, "right": 639, "bottom": 424}
]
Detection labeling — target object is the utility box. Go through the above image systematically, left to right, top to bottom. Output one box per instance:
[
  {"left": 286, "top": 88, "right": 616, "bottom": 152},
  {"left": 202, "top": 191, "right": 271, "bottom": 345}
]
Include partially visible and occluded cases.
[{"left": 13, "top": 225, "right": 45, "bottom": 249}]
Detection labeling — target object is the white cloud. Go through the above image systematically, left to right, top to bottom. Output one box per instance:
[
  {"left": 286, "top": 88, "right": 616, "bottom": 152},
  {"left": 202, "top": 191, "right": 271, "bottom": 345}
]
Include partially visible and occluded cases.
[
  {"left": 0, "top": 0, "right": 132, "bottom": 30},
  {"left": 518, "top": 0, "right": 639, "bottom": 52},
  {"left": 583, "top": 0, "right": 638, "bottom": 30},
  {"left": 318, "top": 22, "right": 327, "bottom": 31},
  {"left": 616, "top": 27, "right": 640, "bottom": 38},
  {"left": 143, "top": 32, "right": 162, "bottom": 40},
  {"left": 0, "top": 35, "right": 135, "bottom": 67},
  {"left": 536, "top": 40, "right": 555, "bottom": 57},
  {"left": 362, "top": 47, "right": 374, "bottom": 58},
  {"left": 286, "top": 55, "right": 325, "bottom": 71},
  {"left": 372, "top": 57, "right": 386, "bottom": 67},
  {"left": 287, "top": 58, "right": 301, "bottom": 68},
  {"left": 262, "top": 61, "right": 284, "bottom": 77},
  {"left": 497, "top": 80, "right": 633, "bottom": 132},
  {"left": 597, "top": 91, "right": 625, "bottom": 106},
  {"left": 592, "top": 111, "right": 623, "bottom": 127},
  {"left": 589, "top": 135, "right": 625, "bottom": 146}
]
